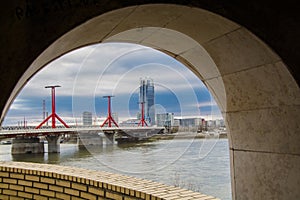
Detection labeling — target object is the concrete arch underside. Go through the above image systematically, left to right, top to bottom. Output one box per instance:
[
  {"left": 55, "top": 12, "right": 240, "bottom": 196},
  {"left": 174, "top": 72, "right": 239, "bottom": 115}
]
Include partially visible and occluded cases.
[{"left": 0, "top": 2, "right": 299, "bottom": 200}]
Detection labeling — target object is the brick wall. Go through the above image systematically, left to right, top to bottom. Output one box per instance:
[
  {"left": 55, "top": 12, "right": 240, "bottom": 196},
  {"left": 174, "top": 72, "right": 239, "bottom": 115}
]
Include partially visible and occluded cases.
[{"left": 0, "top": 161, "right": 219, "bottom": 200}]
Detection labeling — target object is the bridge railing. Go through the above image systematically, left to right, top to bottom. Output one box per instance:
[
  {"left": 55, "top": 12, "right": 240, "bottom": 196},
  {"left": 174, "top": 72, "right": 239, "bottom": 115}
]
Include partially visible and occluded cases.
[{"left": 0, "top": 126, "right": 165, "bottom": 137}]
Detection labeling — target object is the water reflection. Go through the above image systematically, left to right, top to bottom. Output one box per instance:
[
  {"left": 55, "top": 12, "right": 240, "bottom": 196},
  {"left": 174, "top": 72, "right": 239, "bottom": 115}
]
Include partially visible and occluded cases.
[{"left": 0, "top": 139, "right": 231, "bottom": 200}]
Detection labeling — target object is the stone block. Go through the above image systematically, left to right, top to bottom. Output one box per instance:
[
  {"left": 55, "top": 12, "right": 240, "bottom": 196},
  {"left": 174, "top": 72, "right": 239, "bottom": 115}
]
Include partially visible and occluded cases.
[
  {"left": 204, "top": 28, "right": 280, "bottom": 76},
  {"left": 223, "top": 62, "right": 299, "bottom": 112},
  {"left": 227, "top": 105, "right": 300, "bottom": 154},
  {"left": 233, "top": 150, "right": 300, "bottom": 199},
  {"left": 0, "top": 172, "right": 9, "bottom": 177},
  {"left": 10, "top": 173, "right": 24, "bottom": 179},
  {"left": 25, "top": 175, "right": 39, "bottom": 182},
  {"left": 41, "top": 177, "right": 55, "bottom": 184},
  {"left": 3, "top": 178, "right": 17, "bottom": 184},
  {"left": 56, "top": 179, "right": 71, "bottom": 187},
  {"left": 18, "top": 180, "right": 32, "bottom": 187},
  {"left": 33, "top": 182, "right": 48, "bottom": 189},
  {"left": 72, "top": 182, "right": 87, "bottom": 191},
  {"left": 0, "top": 183, "right": 9, "bottom": 189},
  {"left": 9, "top": 184, "right": 24, "bottom": 191},
  {"left": 49, "top": 185, "right": 63, "bottom": 192},
  {"left": 25, "top": 186, "right": 39, "bottom": 194},
  {"left": 88, "top": 186, "right": 104, "bottom": 196},
  {"left": 65, "top": 188, "right": 79, "bottom": 196},
  {"left": 2, "top": 189, "right": 17, "bottom": 196},
  {"left": 40, "top": 189, "right": 55, "bottom": 197},
  {"left": 18, "top": 191, "right": 33, "bottom": 198},
  {"left": 106, "top": 191, "right": 123, "bottom": 199},
  {"left": 55, "top": 192, "right": 71, "bottom": 199},
  {"left": 80, "top": 192, "right": 97, "bottom": 200},
  {"left": 0, "top": 194, "right": 9, "bottom": 200},
  {"left": 33, "top": 194, "right": 48, "bottom": 200}
]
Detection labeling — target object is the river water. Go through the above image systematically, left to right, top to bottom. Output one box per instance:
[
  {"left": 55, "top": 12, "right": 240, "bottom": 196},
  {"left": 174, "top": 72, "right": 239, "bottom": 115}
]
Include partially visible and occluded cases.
[{"left": 0, "top": 136, "right": 231, "bottom": 200}]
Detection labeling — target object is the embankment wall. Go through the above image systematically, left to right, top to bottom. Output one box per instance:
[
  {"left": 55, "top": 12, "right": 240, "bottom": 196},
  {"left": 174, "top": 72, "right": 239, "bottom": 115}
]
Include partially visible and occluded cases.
[{"left": 0, "top": 161, "right": 218, "bottom": 200}]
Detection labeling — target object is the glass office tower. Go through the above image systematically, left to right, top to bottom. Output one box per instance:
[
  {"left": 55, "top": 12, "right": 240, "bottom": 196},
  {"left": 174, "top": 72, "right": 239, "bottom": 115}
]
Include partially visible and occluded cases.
[{"left": 139, "top": 78, "right": 155, "bottom": 125}]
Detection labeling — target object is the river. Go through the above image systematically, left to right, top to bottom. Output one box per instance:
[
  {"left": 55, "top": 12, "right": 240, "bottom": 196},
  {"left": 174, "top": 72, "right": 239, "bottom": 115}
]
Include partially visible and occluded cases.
[{"left": 0, "top": 135, "right": 231, "bottom": 200}]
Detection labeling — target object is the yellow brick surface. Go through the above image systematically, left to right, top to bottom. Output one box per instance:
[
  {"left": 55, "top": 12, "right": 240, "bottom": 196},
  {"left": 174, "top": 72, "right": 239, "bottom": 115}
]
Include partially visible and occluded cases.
[
  {"left": 0, "top": 161, "right": 215, "bottom": 200},
  {"left": 0, "top": 172, "right": 9, "bottom": 177},
  {"left": 10, "top": 173, "right": 24, "bottom": 179},
  {"left": 25, "top": 175, "right": 40, "bottom": 182},
  {"left": 41, "top": 177, "right": 55, "bottom": 184},
  {"left": 3, "top": 178, "right": 17, "bottom": 184},
  {"left": 18, "top": 179, "right": 32, "bottom": 186},
  {"left": 56, "top": 179, "right": 70, "bottom": 187},
  {"left": 33, "top": 182, "right": 48, "bottom": 189},
  {"left": 72, "top": 182, "right": 87, "bottom": 191},
  {"left": 0, "top": 183, "right": 9, "bottom": 189},
  {"left": 9, "top": 184, "right": 24, "bottom": 191},
  {"left": 49, "top": 184, "right": 64, "bottom": 192},
  {"left": 115, "top": 185, "right": 121, "bottom": 192},
  {"left": 25, "top": 186, "right": 40, "bottom": 194},
  {"left": 88, "top": 186, "right": 105, "bottom": 196},
  {"left": 121, "top": 187, "right": 125, "bottom": 193},
  {"left": 65, "top": 188, "right": 80, "bottom": 196},
  {"left": 125, "top": 188, "right": 130, "bottom": 195},
  {"left": 2, "top": 189, "right": 17, "bottom": 196},
  {"left": 40, "top": 189, "right": 55, "bottom": 197},
  {"left": 130, "top": 189, "right": 135, "bottom": 196},
  {"left": 18, "top": 191, "right": 33, "bottom": 198},
  {"left": 106, "top": 191, "right": 123, "bottom": 199},
  {"left": 56, "top": 192, "right": 71, "bottom": 200},
  {"left": 80, "top": 192, "right": 97, "bottom": 200},
  {"left": 139, "top": 192, "right": 146, "bottom": 198},
  {"left": 0, "top": 194, "right": 9, "bottom": 200},
  {"left": 33, "top": 194, "right": 48, "bottom": 200},
  {"left": 145, "top": 194, "right": 151, "bottom": 200},
  {"left": 9, "top": 196, "right": 23, "bottom": 200},
  {"left": 71, "top": 196, "right": 84, "bottom": 200},
  {"left": 124, "top": 197, "right": 138, "bottom": 200}
]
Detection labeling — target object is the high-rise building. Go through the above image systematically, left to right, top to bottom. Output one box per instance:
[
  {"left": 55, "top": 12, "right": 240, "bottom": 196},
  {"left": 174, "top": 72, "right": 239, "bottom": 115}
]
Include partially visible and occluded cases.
[
  {"left": 139, "top": 77, "right": 155, "bottom": 125},
  {"left": 82, "top": 111, "right": 92, "bottom": 126},
  {"left": 156, "top": 113, "right": 174, "bottom": 127}
]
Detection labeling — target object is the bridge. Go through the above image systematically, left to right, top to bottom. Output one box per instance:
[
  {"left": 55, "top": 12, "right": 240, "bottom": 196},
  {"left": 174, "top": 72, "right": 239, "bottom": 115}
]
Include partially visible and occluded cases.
[
  {"left": 1, "top": 2, "right": 299, "bottom": 199},
  {"left": 0, "top": 126, "right": 165, "bottom": 154}
]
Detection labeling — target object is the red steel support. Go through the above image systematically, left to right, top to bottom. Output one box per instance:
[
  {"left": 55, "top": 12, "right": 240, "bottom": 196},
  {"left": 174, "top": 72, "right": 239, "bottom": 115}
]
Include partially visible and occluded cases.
[
  {"left": 35, "top": 85, "right": 69, "bottom": 129},
  {"left": 101, "top": 96, "right": 119, "bottom": 127},
  {"left": 138, "top": 101, "right": 148, "bottom": 127}
]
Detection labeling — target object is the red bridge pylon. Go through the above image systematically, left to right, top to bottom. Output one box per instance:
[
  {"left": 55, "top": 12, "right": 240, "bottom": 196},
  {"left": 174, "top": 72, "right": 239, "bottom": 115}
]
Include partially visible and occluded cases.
[
  {"left": 35, "top": 85, "right": 69, "bottom": 129},
  {"left": 101, "top": 95, "right": 119, "bottom": 128},
  {"left": 138, "top": 101, "right": 148, "bottom": 127}
]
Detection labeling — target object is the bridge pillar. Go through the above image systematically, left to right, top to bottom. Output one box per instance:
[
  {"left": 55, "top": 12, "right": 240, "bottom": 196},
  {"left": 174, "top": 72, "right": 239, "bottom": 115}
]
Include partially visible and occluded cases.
[
  {"left": 78, "top": 131, "right": 103, "bottom": 148},
  {"left": 103, "top": 132, "right": 115, "bottom": 145},
  {"left": 46, "top": 135, "right": 61, "bottom": 153},
  {"left": 11, "top": 137, "right": 44, "bottom": 154}
]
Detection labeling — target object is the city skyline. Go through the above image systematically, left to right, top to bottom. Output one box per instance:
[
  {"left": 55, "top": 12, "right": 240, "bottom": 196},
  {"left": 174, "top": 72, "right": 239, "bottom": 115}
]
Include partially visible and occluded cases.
[{"left": 3, "top": 43, "right": 222, "bottom": 126}]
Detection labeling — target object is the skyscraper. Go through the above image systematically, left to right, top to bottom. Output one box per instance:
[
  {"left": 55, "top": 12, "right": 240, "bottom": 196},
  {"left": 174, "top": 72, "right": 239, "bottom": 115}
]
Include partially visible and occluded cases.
[
  {"left": 139, "top": 77, "right": 155, "bottom": 125},
  {"left": 82, "top": 111, "right": 92, "bottom": 126}
]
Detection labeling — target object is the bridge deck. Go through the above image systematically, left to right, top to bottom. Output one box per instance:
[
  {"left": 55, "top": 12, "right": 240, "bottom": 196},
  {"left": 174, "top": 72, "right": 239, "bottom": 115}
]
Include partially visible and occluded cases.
[{"left": 0, "top": 126, "right": 165, "bottom": 139}]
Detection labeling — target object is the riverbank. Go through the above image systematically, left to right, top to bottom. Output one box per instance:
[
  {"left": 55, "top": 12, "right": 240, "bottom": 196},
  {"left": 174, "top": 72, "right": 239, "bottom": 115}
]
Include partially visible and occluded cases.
[{"left": 150, "top": 132, "right": 227, "bottom": 141}]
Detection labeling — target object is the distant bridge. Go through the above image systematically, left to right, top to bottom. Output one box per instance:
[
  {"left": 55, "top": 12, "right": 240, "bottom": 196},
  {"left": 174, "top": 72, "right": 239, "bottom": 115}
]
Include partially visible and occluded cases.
[
  {"left": 0, "top": 126, "right": 165, "bottom": 154},
  {"left": 0, "top": 126, "right": 164, "bottom": 138}
]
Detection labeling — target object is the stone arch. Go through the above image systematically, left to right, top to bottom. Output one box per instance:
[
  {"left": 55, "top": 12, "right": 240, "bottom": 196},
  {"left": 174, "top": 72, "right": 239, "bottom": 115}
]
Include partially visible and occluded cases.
[{"left": 1, "top": 4, "right": 299, "bottom": 199}]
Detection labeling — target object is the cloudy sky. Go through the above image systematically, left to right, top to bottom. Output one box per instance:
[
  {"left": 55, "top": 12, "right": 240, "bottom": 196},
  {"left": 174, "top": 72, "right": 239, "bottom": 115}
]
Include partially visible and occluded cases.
[{"left": 3, "top": 43, "right": 221, "bottom": 126}]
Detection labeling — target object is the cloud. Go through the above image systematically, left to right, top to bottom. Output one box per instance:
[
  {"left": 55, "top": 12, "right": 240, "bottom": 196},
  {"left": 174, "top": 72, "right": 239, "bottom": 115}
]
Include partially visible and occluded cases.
[{"left": 4, "top": 43, "right": 221, "bottom": 126}]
